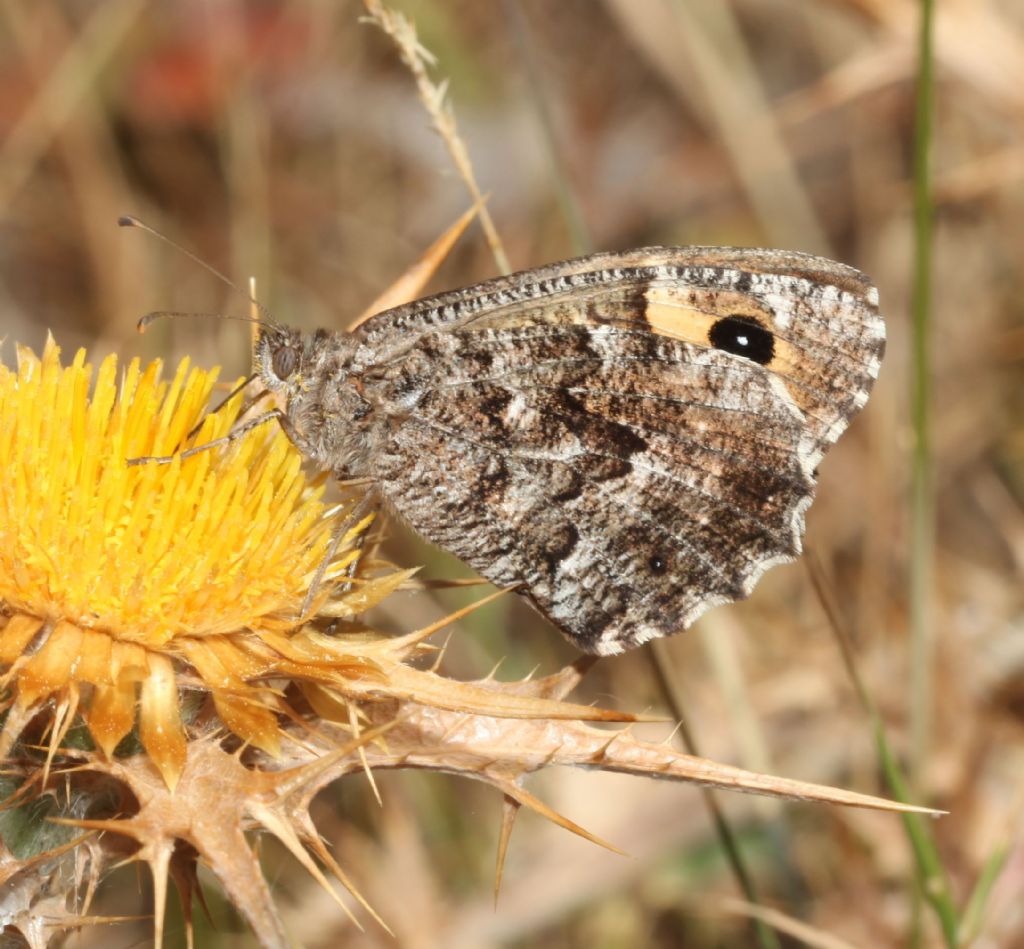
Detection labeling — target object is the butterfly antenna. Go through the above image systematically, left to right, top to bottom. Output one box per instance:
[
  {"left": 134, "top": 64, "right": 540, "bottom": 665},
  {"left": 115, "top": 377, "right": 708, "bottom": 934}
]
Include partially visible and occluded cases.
[
  {"left": 118, "top": 215, "right": 280, "bottom": 330},
  {"left": 136, "top": 310, "right": 275, "bottom": 333}
]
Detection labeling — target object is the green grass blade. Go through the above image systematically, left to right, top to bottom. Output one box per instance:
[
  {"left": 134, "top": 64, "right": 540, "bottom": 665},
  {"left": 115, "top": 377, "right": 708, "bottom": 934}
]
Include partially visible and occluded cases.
[
  {"left": 909, "top": 0, "right": 936, "bottom": 789},
  {"left": 807, "top": 560, "right": 959, "bottom": 947},
  {"left": 873, "top": 722, "right": 959, "bottom": 947},
  {"left": 959, "top": 841, "right": 1011, "bottom": 944}
]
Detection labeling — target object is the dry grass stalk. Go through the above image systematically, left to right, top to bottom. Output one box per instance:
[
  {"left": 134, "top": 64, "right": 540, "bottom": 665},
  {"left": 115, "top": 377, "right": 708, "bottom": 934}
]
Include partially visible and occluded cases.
[{"left": 360, "top": 0, "right": 512, "bottom": 275}]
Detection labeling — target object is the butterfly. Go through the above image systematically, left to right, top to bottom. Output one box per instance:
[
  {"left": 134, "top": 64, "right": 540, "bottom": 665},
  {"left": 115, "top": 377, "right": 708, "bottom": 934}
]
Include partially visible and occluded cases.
[{"left": 248, "top": 246, "right": 883, "bottom": 655}]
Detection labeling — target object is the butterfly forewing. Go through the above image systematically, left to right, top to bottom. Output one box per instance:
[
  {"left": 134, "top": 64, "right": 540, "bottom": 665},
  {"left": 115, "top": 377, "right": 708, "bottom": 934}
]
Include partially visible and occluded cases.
[{"left": 355, "top": 246, "right": 884, "bottom": 459}]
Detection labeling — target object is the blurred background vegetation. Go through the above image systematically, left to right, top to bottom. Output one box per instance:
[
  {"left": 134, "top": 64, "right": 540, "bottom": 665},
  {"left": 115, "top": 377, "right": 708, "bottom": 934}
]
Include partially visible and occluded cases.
[{"left": 2, "top": 0, "right": 1023, "bottom": 946}]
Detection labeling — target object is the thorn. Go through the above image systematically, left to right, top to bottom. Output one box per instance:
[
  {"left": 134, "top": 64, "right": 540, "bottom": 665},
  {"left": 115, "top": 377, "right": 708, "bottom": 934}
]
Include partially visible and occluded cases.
[
  {"left": 390, "top": 584, "right": 517, "bottom": 650},
  {"left": 429, "top": 632, "right": 453, "bottom": 672},
  {"left": 484, "top": 656, "right": 506, "bottom": 681},
  {"left": 348, "top": 701, "right": 382, "bottom": 806},
  {"left": 663, "top": 720, "right": 685, "bottom": 746},
  {"left": 590, "top": 733, "right": 620, "bottom": 763},
  {"left": 500, "top": 782, "right": 625, "bottom": 855},
  {"left": 494, "top": 795, "right": 520, "bottom": 907},
  {"left": 250, "top": 803, "right": 365, "bottom": 932},
  {"left": 303, "top": 828, "right": 393, "bottom": 933}
]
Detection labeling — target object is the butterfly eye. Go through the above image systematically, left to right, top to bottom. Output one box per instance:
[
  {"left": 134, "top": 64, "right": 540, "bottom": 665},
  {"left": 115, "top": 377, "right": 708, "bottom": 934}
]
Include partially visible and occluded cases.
[
  {"left": 708, "top": 315, "right": 775, "bottom": 365},
  {"left": 271, "top": 346, "right": 298, "bottom": 380}
]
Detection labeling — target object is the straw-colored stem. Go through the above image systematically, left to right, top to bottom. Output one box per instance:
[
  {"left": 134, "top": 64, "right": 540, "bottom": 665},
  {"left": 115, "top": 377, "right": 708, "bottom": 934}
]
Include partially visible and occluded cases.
[{"left": 361, "top": 0, "right": 511, "bottom": 276}]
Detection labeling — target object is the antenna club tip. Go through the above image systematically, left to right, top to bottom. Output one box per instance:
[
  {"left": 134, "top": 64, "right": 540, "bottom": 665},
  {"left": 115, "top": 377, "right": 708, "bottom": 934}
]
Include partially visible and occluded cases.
[{"left": 118, "top": 215, "right": 140, "bottom": 228}]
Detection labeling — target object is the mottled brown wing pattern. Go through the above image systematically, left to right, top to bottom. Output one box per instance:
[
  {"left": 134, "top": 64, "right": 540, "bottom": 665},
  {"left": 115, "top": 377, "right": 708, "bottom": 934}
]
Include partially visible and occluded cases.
[
  {"left": 257, "top": 247, "right": 883, "bottom": 655},
  {"left": 355, "top": 249, "right": 883, "bottom": 655},
  {"left": 371, "top": 325, "right": 801, "bottom": 653}
]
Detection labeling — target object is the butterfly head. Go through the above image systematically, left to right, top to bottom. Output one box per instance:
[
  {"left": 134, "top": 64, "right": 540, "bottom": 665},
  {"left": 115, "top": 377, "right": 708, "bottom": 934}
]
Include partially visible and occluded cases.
[
  {"left": 253, "top": 325, "right": 373, "bottom": 475},
  {"left": 254, "top": 326, "right": 312, "bottom": 395}
]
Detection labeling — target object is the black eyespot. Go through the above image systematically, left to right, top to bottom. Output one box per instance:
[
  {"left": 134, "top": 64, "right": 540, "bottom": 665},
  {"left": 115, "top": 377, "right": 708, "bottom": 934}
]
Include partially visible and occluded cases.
[
  {"left": 708, "top": 315, "right": 775, "bottom": 365},
  {"left": 271, "top": 345, "right": 298, "bottom": 380},
  {"left": 648, "top": 554, "right": 668, "bottom": 574}
]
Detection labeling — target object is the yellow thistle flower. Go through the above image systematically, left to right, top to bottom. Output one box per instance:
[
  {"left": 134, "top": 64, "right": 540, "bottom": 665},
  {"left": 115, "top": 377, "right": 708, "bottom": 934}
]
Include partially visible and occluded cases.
[{"left": 0, "top": 337, "right": 378, "bottom": 788}]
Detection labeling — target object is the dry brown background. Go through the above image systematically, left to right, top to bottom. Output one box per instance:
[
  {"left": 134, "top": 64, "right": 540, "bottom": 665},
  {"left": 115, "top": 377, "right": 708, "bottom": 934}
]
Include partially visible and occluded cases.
[{"left": 2, "top": 0, "right": 1023, "bottom": 946}]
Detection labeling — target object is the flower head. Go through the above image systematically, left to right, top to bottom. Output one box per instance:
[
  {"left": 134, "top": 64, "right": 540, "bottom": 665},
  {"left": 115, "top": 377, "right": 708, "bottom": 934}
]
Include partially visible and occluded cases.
[{"left": 0, "top": 337, "right": 372, "bottom": 786}]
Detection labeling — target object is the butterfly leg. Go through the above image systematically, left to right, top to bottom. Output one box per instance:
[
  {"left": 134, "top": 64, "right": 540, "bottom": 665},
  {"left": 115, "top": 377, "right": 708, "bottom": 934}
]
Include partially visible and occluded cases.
[
  {"left": 181, "top": 373, "right": 263, "bottom": 442},
  {"left": 127, "top": 409, "right": 285, "bottom": 466},
  {"left": 300, "top": 490, "right": 378, "bottom": 620}
]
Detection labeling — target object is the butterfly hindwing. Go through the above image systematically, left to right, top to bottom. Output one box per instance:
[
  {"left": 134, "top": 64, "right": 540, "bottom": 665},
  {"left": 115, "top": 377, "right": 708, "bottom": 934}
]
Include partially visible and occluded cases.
[{"left": 372, "top": 320, "right": 814, "bottom": 654}]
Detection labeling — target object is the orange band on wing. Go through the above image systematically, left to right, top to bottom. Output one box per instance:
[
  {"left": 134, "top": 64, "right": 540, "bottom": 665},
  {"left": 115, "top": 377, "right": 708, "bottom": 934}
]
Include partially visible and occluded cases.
[{"left": 642, "top": 288, "right": 798, "bottom": 373}]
